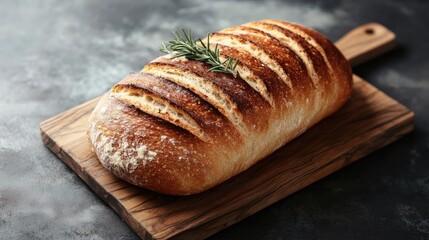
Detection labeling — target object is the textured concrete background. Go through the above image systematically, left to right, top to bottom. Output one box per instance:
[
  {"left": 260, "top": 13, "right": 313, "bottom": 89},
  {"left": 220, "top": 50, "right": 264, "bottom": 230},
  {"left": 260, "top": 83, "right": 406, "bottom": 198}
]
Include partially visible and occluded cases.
[{"left": 1, "top": 0, "right": 428, "bottom": 239}]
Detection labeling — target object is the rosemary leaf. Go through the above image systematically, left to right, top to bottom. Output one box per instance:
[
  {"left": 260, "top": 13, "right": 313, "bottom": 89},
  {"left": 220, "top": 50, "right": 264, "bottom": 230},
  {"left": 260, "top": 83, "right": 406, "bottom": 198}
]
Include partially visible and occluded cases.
[{"left": 160, "top": 29, "right": 239, "bottom": 77}]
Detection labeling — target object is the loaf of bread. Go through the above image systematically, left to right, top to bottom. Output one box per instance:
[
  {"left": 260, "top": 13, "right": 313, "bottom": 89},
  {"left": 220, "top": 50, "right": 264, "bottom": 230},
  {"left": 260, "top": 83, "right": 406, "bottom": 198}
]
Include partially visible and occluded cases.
[{"left": 88, "top": 20, "right": 352, "bottom": 195}]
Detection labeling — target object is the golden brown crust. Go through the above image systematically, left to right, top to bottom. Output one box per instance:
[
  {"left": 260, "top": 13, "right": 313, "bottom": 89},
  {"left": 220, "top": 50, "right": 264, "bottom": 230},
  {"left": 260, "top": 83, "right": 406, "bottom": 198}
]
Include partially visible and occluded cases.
[
  {"left": 88, "top": 19, "right": 353, "bottom": 195},
  {"left": 112, "top": 73, "right": 238, "bottom": 141}
]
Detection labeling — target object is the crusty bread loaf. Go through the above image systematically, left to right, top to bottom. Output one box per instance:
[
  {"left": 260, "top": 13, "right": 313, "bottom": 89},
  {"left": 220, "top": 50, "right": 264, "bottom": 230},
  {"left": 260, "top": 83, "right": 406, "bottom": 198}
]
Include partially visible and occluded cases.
[{"left": 88, "top": 20, "right": 352, "bottom": 195}]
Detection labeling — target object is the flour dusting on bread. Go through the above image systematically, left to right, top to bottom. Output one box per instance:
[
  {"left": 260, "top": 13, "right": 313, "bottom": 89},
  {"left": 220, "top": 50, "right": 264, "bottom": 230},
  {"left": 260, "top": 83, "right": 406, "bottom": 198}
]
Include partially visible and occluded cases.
[{"left": 90, "top": 124, "right": 157, "bottom": 173}]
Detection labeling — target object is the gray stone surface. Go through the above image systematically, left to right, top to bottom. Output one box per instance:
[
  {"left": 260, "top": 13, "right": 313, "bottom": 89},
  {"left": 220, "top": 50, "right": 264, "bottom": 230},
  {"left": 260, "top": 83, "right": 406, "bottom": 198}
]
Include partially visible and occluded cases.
[{"left": 0, "top": 0, "right": 428, "bottom": 239}]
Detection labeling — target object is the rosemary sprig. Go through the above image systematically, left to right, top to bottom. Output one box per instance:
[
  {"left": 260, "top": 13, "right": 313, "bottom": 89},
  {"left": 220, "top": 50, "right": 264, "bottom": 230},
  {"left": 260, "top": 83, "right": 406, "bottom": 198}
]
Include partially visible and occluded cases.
[{"left": 160, "top": 29, "right": 239, "bottom": 77}]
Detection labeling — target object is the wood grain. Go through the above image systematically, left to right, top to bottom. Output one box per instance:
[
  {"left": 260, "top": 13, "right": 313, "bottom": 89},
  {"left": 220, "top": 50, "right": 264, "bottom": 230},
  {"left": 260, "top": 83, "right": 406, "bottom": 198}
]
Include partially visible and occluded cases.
[
  {"left": 336, "top": 22, "right": 396, "bottom": 66},
  {"left": 40, "top": 23, "right": 414, "bottom": 239},
  {"left": 40, "top": 76, "right": 414, "bottom": 240}
]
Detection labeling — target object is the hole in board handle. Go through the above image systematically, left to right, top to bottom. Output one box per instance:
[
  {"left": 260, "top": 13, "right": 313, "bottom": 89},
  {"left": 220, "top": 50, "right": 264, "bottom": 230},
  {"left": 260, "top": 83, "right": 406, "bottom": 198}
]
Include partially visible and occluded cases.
[{"left": 365, "top": 28, "right": 375, "bottom": 35}]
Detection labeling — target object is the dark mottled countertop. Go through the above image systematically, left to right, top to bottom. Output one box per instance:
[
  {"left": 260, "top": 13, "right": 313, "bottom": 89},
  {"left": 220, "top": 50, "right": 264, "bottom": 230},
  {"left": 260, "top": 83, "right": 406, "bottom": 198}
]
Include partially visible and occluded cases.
[{"left": 1, "top": 0, "right": 428, "bottom": 239}]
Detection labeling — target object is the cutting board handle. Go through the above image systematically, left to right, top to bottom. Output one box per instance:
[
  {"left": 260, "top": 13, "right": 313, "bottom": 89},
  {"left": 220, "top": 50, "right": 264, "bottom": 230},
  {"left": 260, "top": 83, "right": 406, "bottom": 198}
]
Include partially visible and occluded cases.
[{"left": 335, "top": 23, "right": 396, "bottom": 67}]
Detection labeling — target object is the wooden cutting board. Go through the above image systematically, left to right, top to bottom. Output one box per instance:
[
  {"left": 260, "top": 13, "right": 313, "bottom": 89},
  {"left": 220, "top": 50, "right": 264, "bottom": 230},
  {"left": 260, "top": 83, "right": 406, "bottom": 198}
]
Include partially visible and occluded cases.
[{"left": 40, "top": 23, "right": 413, "bottom": 240}]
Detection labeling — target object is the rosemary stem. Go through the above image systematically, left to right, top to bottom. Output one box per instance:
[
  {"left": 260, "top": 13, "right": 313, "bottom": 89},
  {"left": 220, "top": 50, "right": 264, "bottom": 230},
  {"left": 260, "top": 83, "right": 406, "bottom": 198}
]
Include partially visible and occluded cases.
[{"left": 160, "top": 29, "right": 239, "bottom": 77}]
